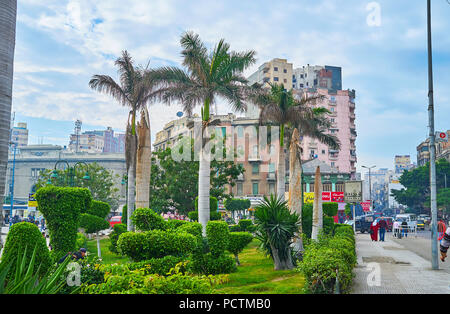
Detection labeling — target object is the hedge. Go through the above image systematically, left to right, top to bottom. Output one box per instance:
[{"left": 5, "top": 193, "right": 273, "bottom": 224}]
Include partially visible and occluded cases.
[
  {"left": 35, "top": 186, "right": 92, "bottom": 260},
  {"left": 87, "top": 200, "right": 111, "bottom": 218},
  {"left": 323, "top": 202, "right": 338, "bottom": 217},
  {"left": 130, "top": 208, "right": 168, "bottom": 231},
  {"left": 188, "top": 211, "right": 221, "bottom": 222},
  {"left": 79, "top": 213, "right": 110, "bottom": 234},
  {"left": 166, "top": 219, "right": 188, "bottom": 230},
  {"left": 206, "top": 221, "right": 230, "bottom": 257},
  {"left": 0, "top": 222, "right": 52, "bottom": 280},
  {"left": 178, "top": 222, "right": 203, "bottom": 239},
  {"left": 109, "top": 223, "right": 128, "bottom": 254},
  {"left": 298, "top": 224, "right": 356, "bottom": 294},
  {"left": 117, "top": 230, "right": 197, "bottom": 261},
  {"left": 227, "top": 232, "right": 253, "bottom": 265},
  {"left": 188, "top": 252, "right": 236, "bottom": 275},
  {"left": 126, "top": 256, "right": 187, "bottom": 276}
]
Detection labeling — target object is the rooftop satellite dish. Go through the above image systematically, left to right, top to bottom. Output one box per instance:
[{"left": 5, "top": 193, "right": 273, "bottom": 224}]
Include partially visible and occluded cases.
[{"left": 176, "top": 111, "right": 183, "bottom": 118}]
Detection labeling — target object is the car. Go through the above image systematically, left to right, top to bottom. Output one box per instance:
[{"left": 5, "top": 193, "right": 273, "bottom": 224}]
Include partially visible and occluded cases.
[
  {"left": 109, "top": 216, "right": 122, "bottom": 228},
  {"left": 416, "top": 219, "right": 426, "bottom": 230}
]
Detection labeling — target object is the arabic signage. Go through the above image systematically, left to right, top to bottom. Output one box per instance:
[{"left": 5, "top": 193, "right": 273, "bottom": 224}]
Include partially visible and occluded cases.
[
  {"left": 344, "top": 181, "right": 363, "bottom": 203},
  {"left": 303, "top": 192, "right": 344, "bottom": 204},
  {"left": 28, "top": 193, "right": 37, "bottom": 208},
  {"left": 360, "top": 201, "right": 371, "bottom": 212}
]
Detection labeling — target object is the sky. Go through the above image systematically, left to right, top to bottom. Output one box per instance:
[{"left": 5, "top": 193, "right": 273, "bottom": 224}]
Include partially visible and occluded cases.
[{"left": 11, "top": 0, "right": 450, "bottom": 177}]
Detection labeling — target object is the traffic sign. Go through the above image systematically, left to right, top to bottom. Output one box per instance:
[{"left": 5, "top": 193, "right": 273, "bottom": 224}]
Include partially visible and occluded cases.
[{"left": 436, "top": 131, "right": 448, "bottom": 142}]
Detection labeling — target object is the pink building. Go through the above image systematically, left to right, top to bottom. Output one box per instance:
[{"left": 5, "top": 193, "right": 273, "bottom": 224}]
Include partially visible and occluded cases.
[{"left": 299, "top": 88, "right": 357, "bottom": 179}]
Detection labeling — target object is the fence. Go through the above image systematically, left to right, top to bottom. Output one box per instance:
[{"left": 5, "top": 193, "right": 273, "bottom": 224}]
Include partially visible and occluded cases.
[{"left": 392, "top": 225, "right": 417, "bottom": 239}]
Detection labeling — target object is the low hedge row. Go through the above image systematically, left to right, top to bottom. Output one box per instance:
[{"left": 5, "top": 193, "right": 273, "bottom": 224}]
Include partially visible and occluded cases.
[{"left": 298, "top": 224, "right": 356, "bottom": 294}]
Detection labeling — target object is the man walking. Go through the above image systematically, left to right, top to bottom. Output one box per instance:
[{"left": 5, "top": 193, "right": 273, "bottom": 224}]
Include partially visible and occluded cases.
[{"left": 378, "top": 217, "right": 388, "bottom": 242}]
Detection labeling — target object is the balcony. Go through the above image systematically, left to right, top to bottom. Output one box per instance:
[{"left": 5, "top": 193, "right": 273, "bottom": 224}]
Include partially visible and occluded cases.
[
  {"left": 349, "top": 102, "right": 355, "bottom": 109},
  {"left": 349, "top": 112, "right": 355, "bottom": 120},
  {"left": 308, "top": 142, "right": 318, "bottom": 149},
  {"left": 329, "top": 154, "right": 339, "bottom": 161},
  {"left": 248, "top": 155, "right": 262, "bottom": 162},
  {"left": 350, "top": 155, "right": 357, "bottom": 162},
  {"left": 267, "top": 172, "right": 276, "bottom": 181},
  {"left": 237, "top": 173, "right": 244, "bottom": 181}
]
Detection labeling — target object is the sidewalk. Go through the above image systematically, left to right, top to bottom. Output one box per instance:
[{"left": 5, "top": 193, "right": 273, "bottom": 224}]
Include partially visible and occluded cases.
[{"left": 352, "top": 232, "right": 450, "bottom": 294}]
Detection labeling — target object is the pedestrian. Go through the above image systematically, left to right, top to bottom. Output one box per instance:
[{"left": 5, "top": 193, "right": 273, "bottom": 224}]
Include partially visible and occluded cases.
[
  {"left": 378, "top": 217, "right": 388, "bottom": 242},
  {"left": 438, "top": 219, "right": 446, "bottom": 240},
  {"left": 370, "top": 220, "right": 379, "bottom": 241},
  {"left": 393, "top": 220, "right": 400, "bottom": 238},
  {"left": 401, "top": 220, "right": 408, "bottom": 238},
  {"left": 439, "top": 227, "right": 450, "bottom": 262},
  {"left": 58, "top": 248, "right": 87, "bottom": 264}
]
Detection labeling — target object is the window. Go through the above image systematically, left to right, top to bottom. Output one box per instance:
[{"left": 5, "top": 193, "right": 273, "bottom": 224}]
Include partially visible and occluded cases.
[
  {"left": 274, "top": 67, "right": 278, "bottom": 71},
  {"left": 283, "top": 69, "right": 287, "bottom": 73},
  {"left": 300, "top": 74, "right": 304, "bottom": 78},
  {"left": 274, "top": 77, "right": 279, "bottom": 82},
  {"left": 283, "top": 79, "right": 287, "bottom": 83},
  {"left": 306, "top": 82, "right": 309, "bottom": 86},
  {"left": 300, "top": 84, "right": 304, "bottom": 88},
  {"left": 330, "top": 96, "right": 336, "bottom": 102},
  {"left": 330, "top": 107, "right": 335, "bottom": 112},
  {"left": 331, "top": 118, "right": 335, "bottom": 123},
  {"left": 237, "top": 126, "right": 244, "bottom": 138},
  {"left": 253, "top": 145, "right": 258, "bottom": 157},
  {"left": 322, "top": 150, "right": 326, "bottom": 154},
  {"left": 331, "top": 162, "right": 335, "bottom": 167},
  {"left": 252, "top": 163, "right": 259, "bottom": 174},
  {"left": 269, "top": 163, "right": 275, "bottom": 173},
  {"left": 252, "top": 182, "right": 259, "bottom": 195},
  {"left": 237, "top": 183, "right": 243, "bottom": 196},
  {"left": 269, "top": 183, "right": 275, "bottom": 195}
]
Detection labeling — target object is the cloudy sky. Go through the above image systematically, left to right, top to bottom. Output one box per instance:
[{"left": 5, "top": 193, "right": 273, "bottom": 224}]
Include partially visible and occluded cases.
[{"left": 11, "top": 0, "right": 450, "bottom": 175}]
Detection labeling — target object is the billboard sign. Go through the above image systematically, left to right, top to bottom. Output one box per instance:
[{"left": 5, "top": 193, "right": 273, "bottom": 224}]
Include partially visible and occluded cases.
[
  {"left": 344, "top": 181, "right": 363, "bottom": 203},
  {"left": 331, "top": 192, "right": 344, "bottom": 203},
  {"left": 28, "top": 193, "right": 38, "bottom": 208},
  {"left": 361, "top": 201, "right": 371, "bottom": 212}
]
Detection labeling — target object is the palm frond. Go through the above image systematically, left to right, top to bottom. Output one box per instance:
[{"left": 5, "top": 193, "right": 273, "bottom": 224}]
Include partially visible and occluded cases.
[{"left": 88, "top": 75, "right": 129, "bottom": 106}]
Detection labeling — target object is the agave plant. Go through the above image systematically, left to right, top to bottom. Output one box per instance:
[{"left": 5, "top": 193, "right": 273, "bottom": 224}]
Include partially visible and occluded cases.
[
  {"left": 253, "top": 195, "right": 299, "bottom": 270},
  {"left": 0, "top": 245, "right": 72, "bottom": 294}
]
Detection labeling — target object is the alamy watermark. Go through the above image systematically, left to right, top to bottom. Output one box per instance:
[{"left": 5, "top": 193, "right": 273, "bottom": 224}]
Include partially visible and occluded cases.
[{"left": 366, "top": 2, "right": 381, "bottom": 27}]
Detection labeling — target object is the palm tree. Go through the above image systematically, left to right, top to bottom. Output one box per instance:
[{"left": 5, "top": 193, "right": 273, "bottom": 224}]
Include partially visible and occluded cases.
[
  {"left": 0, "top": 0, "right": 17, "bottom": 232},
  {"left": 150, "top": 31, "right": 256, "bottom": 235},
  {"left": 89, "top": 51, "right": 155, "bottom": 231},
  {"left": 250, "top": 83, "right": 323, "bottom": 201}
]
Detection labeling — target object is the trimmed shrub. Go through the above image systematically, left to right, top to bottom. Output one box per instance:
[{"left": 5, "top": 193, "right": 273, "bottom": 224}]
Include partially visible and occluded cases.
[
  {"left": 35, "top": 186, "right": 92, "bottom": 260},
  {"left": 195, "top": 196, "right": 218, "bottom": 212},
  {"left": 87, "top": 200, "right": 111, "bottom": 218},
  {"left": 323, "top": 202, "right": 338, "bottom": 217},
  {"left": 122, "top": 205, "right": 127, "bottom": 225},
  {"left": 130, "top": 208, "right": 168, "bottom": 231},
  {"left": 188, "top": 211, "right": 221, "bottom": 222},
  {"left": 79, "top": 214, "right": 110, "bottom": 234},
  {"left": 323, "top": 217, "right": 336, "bottom": 235},
  {"left": 166, "top": 219, "right": 188, "bottom": 230},
  {"left": 238, "top": 219, "right": 252, "bottom": 231},
  {"left": 206, "top": 221, "right": 230, "bottom": 257},
  {"left": 0, "top": 222, "right": 52, "bottom": 280},
  {"left": 178, "top": 222, "right": 203, "bottom": 239},
  {"left": 109, "top": 223, "right": 128, "bottom": 254},
  {"left": 228, "top": 225, "right": 241, "bottom": 232},
  {"left": 117, "top": 230, "right": 197, "bottom": 261},
  {"left": 227, "top": 232, "right": 253, "bottom": 265},
  {"left": 76, "top": 233, "right": 88, "bottom": 249},
  {"left": 188, "top": 252, "right": 237, "bottom": 275},
  {"left": 126, "top": 256, "right": 187, "bottom": 276}
]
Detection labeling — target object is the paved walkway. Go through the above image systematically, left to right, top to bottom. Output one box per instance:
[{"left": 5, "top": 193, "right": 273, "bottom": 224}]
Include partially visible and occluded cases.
[{"left": 352, "top": 232, "right": 450, "bottom": 294}]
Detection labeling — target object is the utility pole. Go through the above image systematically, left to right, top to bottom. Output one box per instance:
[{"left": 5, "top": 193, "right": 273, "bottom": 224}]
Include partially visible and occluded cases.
[
  {"left": 427, "top": 0, "right": 438, "bottom": 270},
  {"left": 362, "top": 165, "right": 376, "bottom": 211}
]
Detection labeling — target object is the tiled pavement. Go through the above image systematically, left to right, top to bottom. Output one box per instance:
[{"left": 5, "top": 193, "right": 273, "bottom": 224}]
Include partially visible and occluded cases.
[{"left": 352, "top": 232, "right": 450, "bottom": 294}]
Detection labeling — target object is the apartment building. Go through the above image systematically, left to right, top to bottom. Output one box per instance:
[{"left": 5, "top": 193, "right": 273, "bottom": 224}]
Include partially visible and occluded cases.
[
  {"left": 11, "top": 122, "right": 28, "bottom": 147},
  {"left": 68, "top": 127, "right": 125, "bottom": 154},
  {"left": 417, "top": 131, "right": 450, "bottom": 166}
]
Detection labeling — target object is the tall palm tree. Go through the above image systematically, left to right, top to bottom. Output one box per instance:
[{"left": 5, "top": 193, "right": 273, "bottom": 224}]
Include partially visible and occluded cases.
[
  {"left": 0, "top": 0, "right": 17, "bottom": 232},
  {"left": 150, "top": 31, "right": 256, "bottom": 235},
  {"left": 89, "top": 51, "right": 155, "bottom": 231},
  {"left": 250, "top": 83, "right": 323, "bottom": 201}
]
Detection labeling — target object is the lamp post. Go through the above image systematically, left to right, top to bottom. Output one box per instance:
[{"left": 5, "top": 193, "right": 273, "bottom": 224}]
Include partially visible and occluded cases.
[
  {"left": 8, "top": 142, "right": 17, "bottom": 227},
  {"left": 50, "top": 160, "right": 90, "bottom": 187},
  {"left": 362, "top": 165, "right": 376, "bottom": 212},
  {"left": 121, "top": 174, "right": 128, "bottom": 218}
]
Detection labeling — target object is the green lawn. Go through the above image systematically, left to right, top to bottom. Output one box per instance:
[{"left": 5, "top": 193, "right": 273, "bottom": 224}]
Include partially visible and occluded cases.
[
  {"left": 86, "top": 237, "right": 130, "bottom": 264},
  {"left": 215, "top": 239, "right": 305, "bottom": 294}
]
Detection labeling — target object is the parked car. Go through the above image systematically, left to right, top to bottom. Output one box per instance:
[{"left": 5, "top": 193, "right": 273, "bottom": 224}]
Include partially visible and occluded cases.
[
  {"left": 355, "top": 214, "right": 375, "bottom": 233},
  {"left": 109, "top": 216, "right": 122, "bottom": 228},
  {"left": 416, "top": 219, "right": 426, "bottom": 231}
]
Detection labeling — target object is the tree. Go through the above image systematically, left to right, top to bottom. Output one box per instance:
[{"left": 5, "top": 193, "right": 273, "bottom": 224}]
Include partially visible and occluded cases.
[
  {"left": 0, "top": 0, "right": 17, "bottom": 232},
  {"left": 150, "top": 31, "right": 256, "bottom": 235},
  {"left": 89, "top": 51, "right": 156, "bottom": 231},
  {"left": 249, "top": 84, "right": 338, "bottom": 201},
  {"left": 150, "top": 138, "right": 245, "bottom": 214},
  {"left": 392, "top": 159, "right": 450, "bottom": 214},
  {"left": 35, "top": 163, "right": 120, "bottom": 211},
  {"left": 311, "top": 166, "right": 323, "bottom": 240},
  {"left": 253, "top": 195, "right": 299, "bottom": 270},
  {"left": 79, "top": 214, "right": 110, "bottom": 258}
]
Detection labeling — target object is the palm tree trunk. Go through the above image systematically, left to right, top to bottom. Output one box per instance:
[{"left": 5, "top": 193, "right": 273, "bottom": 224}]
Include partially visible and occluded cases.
[
  {"left": 0, "top": 0, "right": 17, "bottom": 230},
  {"left": 135, "top": 107, "right": 151, "bottom": 209},
  {"left": 289, "top": 128, "right": 303, "bottom": 254},
  {"left": 277, "top": 145, "right": 286, "bottom": 201},
  {"left": 198, "top": 146, "right": 210, "bottom": 236},
  {"left": 311, "top": 166, "right": 323, "bottom": 240},
  {"left": 96, "top": 232, "right": 101, "bottom": 258},
  {"left": 271, "top": 244, "right": 294, "bottom": 270}
]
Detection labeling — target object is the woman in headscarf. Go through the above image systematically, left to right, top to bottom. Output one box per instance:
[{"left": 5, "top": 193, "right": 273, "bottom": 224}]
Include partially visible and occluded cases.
[{"left": 370, "top": 220, "right": 379, "bottom": 241}]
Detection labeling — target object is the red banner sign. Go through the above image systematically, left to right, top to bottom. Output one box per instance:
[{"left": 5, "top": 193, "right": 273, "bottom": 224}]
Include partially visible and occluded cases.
[
  {"left": 322, "top": 192, "right": 331, "bottom": 202},
  {"left": 331, "top": 192, "right": 344, "bottom": 203},
  {"left": 360, "top": 201, "right": 371, "bottom": 212}
]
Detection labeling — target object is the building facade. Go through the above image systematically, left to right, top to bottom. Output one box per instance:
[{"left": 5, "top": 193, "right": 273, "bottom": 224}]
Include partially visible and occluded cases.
[
  {"left": 11, "top": 122, "right": 28, "bottom": 147},
  {"left": 68, "top": 127, "right": 125, "bottom": 154},
  {"left": 417, "top": 130, "right": 450, "bottom": 166},
  {"left": 3, "top": 145, "right": 126, "bottom": 216}
]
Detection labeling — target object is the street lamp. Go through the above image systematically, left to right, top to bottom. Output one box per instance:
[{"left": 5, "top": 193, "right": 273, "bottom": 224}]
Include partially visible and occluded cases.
[
  {"left": 8, "top": 142, "right": 17, "bottom": 227},
  {"left": 50, "top": 160, "right": 90, "bottom": 187},
  {"left": 362, "top": 165, "right": 376, "bottom": 212},
  {"left": 121, "top": 174, "right": 128, "bottom": 217}
]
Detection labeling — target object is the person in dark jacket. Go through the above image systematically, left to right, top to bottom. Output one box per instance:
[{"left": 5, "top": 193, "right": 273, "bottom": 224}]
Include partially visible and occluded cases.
[
  {"left": 378, "top": 218, "right": 388, "bottom": 242},
  {"left": 401, "top": 220, "right": 408, "bottom": 238},
  {"left": 440, "top": 227, "right": 450, "bottom": 262},
  {"left": 58, "top": 248, "right": 87, "bottom": 264}
]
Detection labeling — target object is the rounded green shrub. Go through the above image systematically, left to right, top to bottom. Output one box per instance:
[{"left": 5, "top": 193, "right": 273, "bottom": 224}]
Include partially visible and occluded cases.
[
  {"left": 35, "top": 186, "right": 92, "bottom": 261},
  {"left": 195, "top": 196, "right": 218, "bottom": 212},
  {"left": 87, "top": 200, "right": 111, "bottom": 218},
  {"left": 323, "top": 202, "right": 338, "bottom": 217},
  {"left": 130, "top": 208, "right": 168, "bottom": 231},
  {"left": 188, "top": 211, "right": 221, "bottom": 222},
  {"left": 79, "top": 213, "right": 110, "bottom": 234},
  {"left": 166, "top": 219, "right": 188, "bottom": 230},
  {"left": 238, "top": 219, "right": 253, "bottom": 231},
  {"left": 206, "top": 221, "right": 230, "bottom": 257},
  {"left": 0, "top": 222, "right": 52, "bottom": 280},
  {"left": 178, "top": 222, "right": 203, "bottom": 238},
  {"left": 109, "top": 223, "right": 128, "bottom": 254},
  {"left": 117, "top": 230, "right": 197, "bottom": 261},
  {"left": 76, "top": 232, "right": 88, "bottom": 249},
  {"left": 227, "top": 232, "right": 253, "bottom": 265},
  {"left": 188, "top": 253, "right": 237, "bottom": 275},
  {"left": 127, "top": 256, "right": 187, "bottom": 276}
]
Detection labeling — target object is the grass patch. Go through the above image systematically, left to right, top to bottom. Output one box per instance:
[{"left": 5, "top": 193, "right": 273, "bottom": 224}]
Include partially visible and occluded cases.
[
  {"left": 86, "top": 237, "right": 130, "bottom": 264},
  {"left": 215, "top": 239, "right": 305, "bottom": 294}
]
